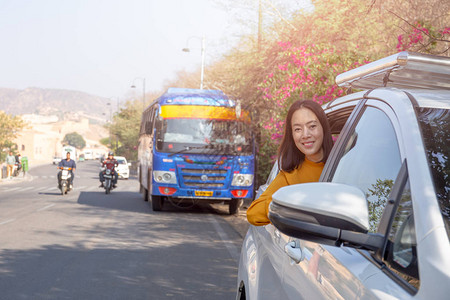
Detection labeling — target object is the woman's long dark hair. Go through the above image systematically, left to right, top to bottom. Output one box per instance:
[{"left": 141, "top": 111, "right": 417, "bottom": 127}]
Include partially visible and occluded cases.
[{"left": 277, "top": 100, "right": 333, "bottom": 172}]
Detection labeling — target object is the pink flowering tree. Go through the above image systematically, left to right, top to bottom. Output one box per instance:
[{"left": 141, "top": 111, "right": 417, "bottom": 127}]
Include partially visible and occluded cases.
[{"left": 397, "top": 21, "right": 450, "bottom": 53}]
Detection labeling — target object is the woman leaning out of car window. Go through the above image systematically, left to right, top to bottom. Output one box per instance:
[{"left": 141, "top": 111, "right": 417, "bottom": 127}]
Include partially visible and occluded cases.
[{"left": 246, "top": 100, "right": 334, "bottom": 226}]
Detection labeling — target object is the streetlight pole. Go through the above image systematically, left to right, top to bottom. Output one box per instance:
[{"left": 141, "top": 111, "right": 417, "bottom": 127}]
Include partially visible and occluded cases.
[
  {"left": 182, "top": 35, "right": 206, "bottom": 89},
  {"left": 131, "top": 77, "right": 146, "bottom": 111},
  {"left": 110, "top": 97, "right": 120, "bottom": 151},
  {"left": 106, "top": 102, "right": 112, "bottom": 149}
]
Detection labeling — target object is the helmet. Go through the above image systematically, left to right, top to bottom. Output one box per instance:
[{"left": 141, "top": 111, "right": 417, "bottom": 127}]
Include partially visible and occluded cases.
[{"left": 108, "top": 151, "right": 114, "bottom": 156}]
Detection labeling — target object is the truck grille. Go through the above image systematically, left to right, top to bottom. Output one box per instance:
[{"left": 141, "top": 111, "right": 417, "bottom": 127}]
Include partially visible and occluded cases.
[{"left": 180, "top": 168, "right": 229, "bottom": 189}]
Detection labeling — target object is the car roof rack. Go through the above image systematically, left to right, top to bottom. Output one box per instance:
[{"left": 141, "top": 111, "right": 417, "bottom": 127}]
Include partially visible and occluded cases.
[{"left": 336, "top": 51, "right": 450, "bottom": 91}]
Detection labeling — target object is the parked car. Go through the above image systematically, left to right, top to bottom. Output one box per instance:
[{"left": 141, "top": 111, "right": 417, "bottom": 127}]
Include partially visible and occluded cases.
[
  {"left": 237, "top": 52, "right": 450, "bottom": 299},
  {"left": 52, "top": 156, "right": 62, "bottom": 165},
  {"left": 114, "top": 156, "right": 131, "bottom": 179}
]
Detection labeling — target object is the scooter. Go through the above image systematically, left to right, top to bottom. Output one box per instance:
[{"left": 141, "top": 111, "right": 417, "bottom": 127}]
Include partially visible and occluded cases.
[
  {"left": 12, "top": 162, "right": 21, "bottom": 177},
  {"left": 59, "top": 167, "right": 73, "bottom": 195},
  {"left": 103, "top": 168, "right": 114, "bottom": 194}
]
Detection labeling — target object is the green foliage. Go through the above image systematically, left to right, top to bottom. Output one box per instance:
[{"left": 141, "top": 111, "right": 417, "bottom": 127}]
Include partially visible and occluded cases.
[
  {"left": 109, "top": 100, "right": 142, "bottom": 161},
  {"left": 0, "top": 111, "right": 26, "bottom": 161},
  {"left": 63, "top": 132, "right": 86, "bottom": 149},
  {"left": 100, "top": 137, "right": 110, "bottom": 147},
  {"left": 367, "top": 179, "right": 394, "bottom": 232}
]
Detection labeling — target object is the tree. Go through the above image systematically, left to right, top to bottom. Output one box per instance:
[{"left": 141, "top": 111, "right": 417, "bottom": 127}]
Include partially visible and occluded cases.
[
  {"left": 371, "top": 0, "right": 450, "bottom": 55},
  {"left": 109, "top": 100, "right": 142, "bottom": 160},
  {"left": 0, "top": 111, "right": 26, "bottom": 161},
  {"left": 63, "top": 132, "right": 86, "bottom": 149}
]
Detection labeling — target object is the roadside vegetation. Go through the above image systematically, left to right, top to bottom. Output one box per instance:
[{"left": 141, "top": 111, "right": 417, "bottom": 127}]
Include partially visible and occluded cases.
[
  {"left": 109, "top": 0, "right": 449, "bottom": 184},
  {"left": 0, "top": 111, "right": 26, "bottom": 161},
  {"left": 63, "top": 132, "right": 86, "bottom": 150}
]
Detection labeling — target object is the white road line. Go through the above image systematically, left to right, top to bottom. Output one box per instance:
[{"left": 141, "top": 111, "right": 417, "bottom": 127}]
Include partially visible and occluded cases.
[
  {"left": 42, "top": 176, "right": 48, "bottom": 179},
  {"left": 35, "top": 186, "right": 50, "bottom": 192},
  {"left": 3, "top": 187, "right": 21, "bottom": 192},
  {"left": 20, "top": 187, "right": 35, "bottom": 191},
  {"left": 37, "top": 204, "right": 55, "bottom": 211},
  {"left": 207, "top": 215, "right": 240, "bottom": 262},
  {"left": 0, "top": 218, "right": 16, "bottom": 226}
]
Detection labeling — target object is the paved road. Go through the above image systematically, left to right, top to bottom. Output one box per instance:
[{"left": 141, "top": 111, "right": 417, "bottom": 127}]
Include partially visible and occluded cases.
[{"left": 0, "top": 161, "right": 244, "bottom": 299}]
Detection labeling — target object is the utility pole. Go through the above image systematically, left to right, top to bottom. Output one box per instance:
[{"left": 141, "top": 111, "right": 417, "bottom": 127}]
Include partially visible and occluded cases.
[{"left": 258, "top": 0, "right": 262, "bottom": 52}]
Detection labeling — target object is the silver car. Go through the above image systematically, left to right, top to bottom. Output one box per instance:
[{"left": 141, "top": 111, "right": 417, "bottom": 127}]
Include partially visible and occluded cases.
[{"left": 237, "top": 52, "right": 450, "bottom": 299}]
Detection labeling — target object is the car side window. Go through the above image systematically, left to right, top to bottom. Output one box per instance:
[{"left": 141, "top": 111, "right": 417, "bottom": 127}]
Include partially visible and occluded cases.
[
  {"left": 330, "top": 106, "right": 402, "bottom": 232},
  {"left": 384, "top": 179, "right": 420, "bottom": 290}
]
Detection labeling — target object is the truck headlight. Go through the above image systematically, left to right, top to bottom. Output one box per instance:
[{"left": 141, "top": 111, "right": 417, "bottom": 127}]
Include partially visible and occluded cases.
[
  {"left": 153, "top": 171, "right": 177, "bottom": 184},
  {"left": 231, "top": 174, "right": 253, "bottom": 187}
]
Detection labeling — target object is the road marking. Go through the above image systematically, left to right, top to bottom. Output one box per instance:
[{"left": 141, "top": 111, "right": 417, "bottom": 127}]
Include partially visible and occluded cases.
[
  {"left": 42, "top": 175, "right": 48, "bottom": 179},
  {"left": 35, "top": 186, "right": 50, "bottom": 192},
  {"left": 3, "top": 187, "right": 21, "bottom": 192},
  {"left": 20, "top": 187, "right": 35, "bottom": 191},
  {"left": 37, "top": 204, "right": 55, "bottom": 211},
  {"left": 207, "top": 215, "right": 240, "bottom": 262},
  {"left": 0, "top": 218, "right": 16, "bottom": 226}
]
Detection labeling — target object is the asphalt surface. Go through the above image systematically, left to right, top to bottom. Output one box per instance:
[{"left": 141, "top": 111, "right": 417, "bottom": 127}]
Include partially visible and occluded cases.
[{"left": 0, "top": 161, "right": 251, "bottom": 299}]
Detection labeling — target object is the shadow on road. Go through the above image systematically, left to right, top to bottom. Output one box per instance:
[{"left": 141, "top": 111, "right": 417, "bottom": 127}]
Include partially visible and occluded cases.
[
  {"left": 77, "top": 191, "right": 231, "bottom": 217},
  {"left": 77, "top": 191, "right": 152, "bottom": 214},
  {"left": 38, "top": 192, "right": 63, "bottom": 196},
  {"left": 0, "top": 225, "right": 238, "bottom": 299}
]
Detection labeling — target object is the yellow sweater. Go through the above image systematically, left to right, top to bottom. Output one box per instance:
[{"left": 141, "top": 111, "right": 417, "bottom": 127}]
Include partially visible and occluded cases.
[{"left": 247, "top": 158, "right": 324, "bottom": 226}]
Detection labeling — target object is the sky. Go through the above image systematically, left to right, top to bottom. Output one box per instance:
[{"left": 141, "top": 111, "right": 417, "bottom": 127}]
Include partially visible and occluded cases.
[{"left": 0, "top": 0, "right": 252, "bottom": 99}]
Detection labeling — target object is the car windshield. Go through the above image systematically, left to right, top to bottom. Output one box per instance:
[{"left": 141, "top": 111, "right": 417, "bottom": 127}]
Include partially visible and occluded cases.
[
  {"left": 416, "top": 107, "right": 449, "bottom": 239},
  {"left": 156, "top": 118, "right": 253, "bottom": 155},
  {"left": 116, "top": 159, "right": 126, "bottom": 164}
]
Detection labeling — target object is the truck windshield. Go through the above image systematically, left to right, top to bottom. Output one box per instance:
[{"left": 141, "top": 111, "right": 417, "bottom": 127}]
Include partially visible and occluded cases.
[
  {"left": 417, "top": 107, "right": 449, "bottom": 240},
  {"left": 156, "top": 118, "right": 253, "bottom": 155}
]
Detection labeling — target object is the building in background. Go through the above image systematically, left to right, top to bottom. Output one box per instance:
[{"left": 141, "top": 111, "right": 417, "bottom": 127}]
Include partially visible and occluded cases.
[{"left": 13, "top": 114, "right": 108, "bottom": 165}]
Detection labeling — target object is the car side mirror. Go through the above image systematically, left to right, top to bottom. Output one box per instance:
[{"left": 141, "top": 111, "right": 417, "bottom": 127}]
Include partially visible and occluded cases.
[
  {"left": 127, "top": 163, "right": 131, "bottom": 166},
  {"left": 268, "top": 182, "right": 384, "bottom": 251}
]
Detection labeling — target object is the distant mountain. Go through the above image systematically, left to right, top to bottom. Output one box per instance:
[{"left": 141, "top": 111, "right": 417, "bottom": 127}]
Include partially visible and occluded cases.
[{"left": 0, "top": 87, "right": 111, "bottom": 122}]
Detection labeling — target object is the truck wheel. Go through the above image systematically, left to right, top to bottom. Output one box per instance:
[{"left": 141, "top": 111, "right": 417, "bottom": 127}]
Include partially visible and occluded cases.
[
  {"left": 152, "top": 195, "right": 163, "bottom": 211},
  {"left": 229, "top": 198, "right": 243, "bottom": 215}
]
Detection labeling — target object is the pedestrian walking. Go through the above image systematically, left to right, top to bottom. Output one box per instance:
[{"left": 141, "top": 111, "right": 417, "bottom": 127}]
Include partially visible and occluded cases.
[{"left": 6, "top": 151, "right": 15, "bottom": 179}]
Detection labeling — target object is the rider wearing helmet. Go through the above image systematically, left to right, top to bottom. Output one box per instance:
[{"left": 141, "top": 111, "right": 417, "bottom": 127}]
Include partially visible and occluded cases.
[{"left": 99, "top": 151, "right": 119, "bottom": 188}]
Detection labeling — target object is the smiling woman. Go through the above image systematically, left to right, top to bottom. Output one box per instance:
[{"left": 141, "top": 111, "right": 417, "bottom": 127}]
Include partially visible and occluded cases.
[{"left": 246, "top": 100, "right": 334, "bottom": 226}]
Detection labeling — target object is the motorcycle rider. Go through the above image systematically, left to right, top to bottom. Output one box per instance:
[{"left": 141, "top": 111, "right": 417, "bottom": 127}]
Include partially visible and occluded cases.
[
  {"left": 58, "top": 151, "right": 76, "bottom": 189},
  {"left": 99, "top": 151, "right": 119, "bottom": 188},
  {"left": 14, "top": 153, "right": 22, "bottom": 175}
]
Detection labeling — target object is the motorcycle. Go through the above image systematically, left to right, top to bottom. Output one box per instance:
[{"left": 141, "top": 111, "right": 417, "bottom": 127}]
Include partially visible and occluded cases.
[
  {"left": 12, "top": 161, "right": 21, "bottom": 177},
  {"left": 59, "top": 166, "right": 73, "bottom": 195},
  {"left": 102, "top": 168, "right": 115, "bottom": 194}
]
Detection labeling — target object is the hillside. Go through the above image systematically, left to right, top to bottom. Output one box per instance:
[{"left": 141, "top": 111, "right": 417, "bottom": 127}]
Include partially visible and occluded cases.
[{"left": 0, "top": 87, "right": 111, "bottom": 122}]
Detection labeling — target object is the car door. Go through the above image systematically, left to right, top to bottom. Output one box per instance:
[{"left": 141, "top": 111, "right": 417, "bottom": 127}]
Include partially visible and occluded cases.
[
  {"left": 280, "top": 98, "right": 412, "bottom": 299},
  {"left": 245, "top": 163, "right": 288, "bottom": 299}
]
